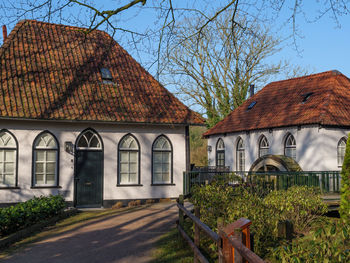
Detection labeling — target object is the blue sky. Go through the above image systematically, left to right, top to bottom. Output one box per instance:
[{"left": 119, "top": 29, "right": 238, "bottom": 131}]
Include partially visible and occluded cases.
[{"left": 1, "top": 1, "right": 350, "bottom": 80}]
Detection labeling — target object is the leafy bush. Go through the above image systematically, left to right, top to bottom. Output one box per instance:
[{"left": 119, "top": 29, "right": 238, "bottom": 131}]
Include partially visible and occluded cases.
[
  {"left": 340, "top": 135, "right": 350, "bottom": 222},
  {"left": 191, "top": 176, "right": 328, "bottom": 258},
  {"left": 264, "top": 186, "right": 328, "bottom": 233},
  {"left": 0, "top": 195, "right": 66, "bottom": 237},
  {"left": 269, "top": 220, "right": 350, "bottom": 263}
]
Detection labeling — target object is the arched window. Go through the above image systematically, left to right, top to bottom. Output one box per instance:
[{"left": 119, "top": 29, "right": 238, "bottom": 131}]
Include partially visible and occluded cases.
[
  {"left": 0, "top": 130, "right": 17, "bottom": 186},
  {"left": 76, "top": 130, "right": 102, "bottom": 150},
  {"left": 33, "top": 132, "right": 59, "bottom": 187},
  {"left": 284, "top": 133, "right": 296, "bottom": 160},
  {"left": 118, "top": 134, "right": 140, "bottom": 185},
  {"left": 152, "top": 135, "right": 172, "bottom": 184},
  {"left": 259, "top": 135, "right": 269, "bottom": 157},
  {"left": 236, "top": 137, "right": 245, "bottom": 171},
  {"left": 338, "top": 137, "right": 347, "bottom": 167},
  {"left": 216, "top": 139, "right": 225, "bottom": 167}
]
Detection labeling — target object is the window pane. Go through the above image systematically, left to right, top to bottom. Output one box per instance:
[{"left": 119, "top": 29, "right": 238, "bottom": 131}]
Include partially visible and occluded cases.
[
  {"left": 0, "top": 132, "right": 16, "bottom": 147},
  {"left": 90, "top": 136, "right": 100, "bottom": 148},
  {"left": 77, "top": 137, "right": 88, "bottom": 147},
  {"left": 47, "top": 138, "right": 57, "bottom": 148},
  {"left": 0, "top": 150, "right": 3, "bottom": 160},
  {"left": 5, "top": 150, "right": 15, "bottom": 161},
  {"left": 36, "top": 151, "right": 45, "bottom": 161},
  {"left": 47, "top": 151, "right": 57, "bottom": 161},
  {"left": 120, "top": 152, "right": 128, "bottom": 162},
  {"left": 130, "top": 152, "right": 138, "bottom": 162},
  {"left": 153, "top": 152, "right": 162, "bottom": 163},
  {"left": 162, "top": 152, "right": 170, "bottom": 163},
  {"left": 5, "top": 163, "right": 14, "bottom": 173},
  {"left": 35, "top": 163, "right": 44, "bottom": 173},
  {"left": 46, "top": 163, "right": 56, "bottom": 174},
  {"left": 120, "top": 163, "right": 128, "bottom": 173},
  {"left": 130, "top": 163, "right": 137, "bottom": 173},
  {"left": 153, "top": 163, "right": 162, "bottom": 173},
  {"left": 162, "top": 163, "right": 170, "bottom": 173},
  {"left": 0, "top": 164, "right": 2, "bottom": 174},
  {"left": 162, "top": 172, "right": 170, "bottom": 183},
  {"left": 35, "top": 173, "right": 44, "bottom": 184},
  {"left": 120, "top": 173, "right": 128, "bottom": 183},
  {"left": 129, "top": 173, "right": 137, "bottom": 183},
  {"left": 153, "top": 173, "right": 162, "bottom": 183},
  {"left": 4, "top": 174, "right": 15, "bottom": 185},
  {"left": 46, "top": 174, "right": 55, "bottom": 184}
]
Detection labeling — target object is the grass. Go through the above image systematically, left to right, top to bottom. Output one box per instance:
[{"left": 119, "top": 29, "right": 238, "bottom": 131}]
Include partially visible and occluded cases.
[
  {"left": 0, "top": 205, "right": 146, "bottom": 259},
  {"left": 151, "top": 226, "right": 193, "bottom": 263}
]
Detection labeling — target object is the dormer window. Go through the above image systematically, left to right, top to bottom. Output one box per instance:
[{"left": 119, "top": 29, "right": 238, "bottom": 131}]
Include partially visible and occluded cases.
[
  {"left": 100, "top": 68, "right": 113, "bottom": 84},
  {"left": 302, "top": 92, "right": 314, "bottom": 103},
  {"left": 247, "top": 101, "right": 256, "bottom": 110}
]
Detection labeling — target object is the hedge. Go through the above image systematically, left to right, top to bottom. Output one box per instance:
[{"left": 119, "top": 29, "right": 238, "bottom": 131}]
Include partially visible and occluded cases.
[
  {"left": 340, "top": 135, "right": 350, "bottom": 222},
  {"left": 0, "top": 195, "right": 66, "bottom": 237}
]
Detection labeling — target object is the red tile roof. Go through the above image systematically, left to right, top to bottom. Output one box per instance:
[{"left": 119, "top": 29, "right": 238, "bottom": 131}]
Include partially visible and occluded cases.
[
  {"left": 0, "top": 20, "right": 204, "bottom": 125},
  {"left": 204, "top": 70, "right": 350, "bottom": 137}
]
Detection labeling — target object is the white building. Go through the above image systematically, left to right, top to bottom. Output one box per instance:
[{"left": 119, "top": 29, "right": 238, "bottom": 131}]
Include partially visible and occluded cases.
[
  {"left": 0, "top": 20, "right": 204, "bottom": 207},
  {"left": 204, "top": 71, "right": 349, "bottom": 172}
]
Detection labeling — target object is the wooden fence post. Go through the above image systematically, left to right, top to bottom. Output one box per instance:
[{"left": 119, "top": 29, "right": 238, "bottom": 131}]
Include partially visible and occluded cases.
[
  {"left": 179, "top": 195, "right": 184, "bottom": 227},
  {"left": 194, "top": 206, "right": 200, "bottom": 263},
  {"left": 217, "top": 217, "right": 224, "bottom": 263},
  {"left": 233, "top": 228, "right": 243, "bottom": 263}
]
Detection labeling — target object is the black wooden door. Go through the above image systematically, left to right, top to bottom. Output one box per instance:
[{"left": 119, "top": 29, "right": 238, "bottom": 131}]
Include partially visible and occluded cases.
[{"left": 75, "top": 150, "right": 103, "bottom": 207}]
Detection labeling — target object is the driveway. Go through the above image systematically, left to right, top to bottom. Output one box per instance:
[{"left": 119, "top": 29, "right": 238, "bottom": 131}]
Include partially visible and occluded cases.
[{"left": 2, "top": 202, "right": 179, "bottom": 263}]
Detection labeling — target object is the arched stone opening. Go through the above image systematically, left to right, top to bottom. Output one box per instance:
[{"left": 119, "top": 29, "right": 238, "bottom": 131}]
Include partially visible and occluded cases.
[{"left": 249, "top": 154, "right": 302, "bottom": 172}]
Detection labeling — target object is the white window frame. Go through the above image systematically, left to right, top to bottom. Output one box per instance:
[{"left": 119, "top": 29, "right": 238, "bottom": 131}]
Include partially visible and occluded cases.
[
  {"left": 76, "top": 130, "right": 102, "bottom": 151},
  {"left": 0, "top": 131, "right": 17, "bottom": 187},
  {"left": 33, "top": 132, "right": 59, "bottom": 187},
  {"left": 284, "top": 133, "right": 296, "bottom": 160},
  {"left": 118, "top": 134, "right": 140, "bottom": 185},
  {"left": 152, "top": 135, "right": 172, "bottom": 185},
  {"left": 259, "top": 135, "right": 269, "bottom": 157},
  {"left": 236, "top": 137, "right": 245, "bottom": 171},
  {"left": 338, "top": 137, "right": 347, "bottom": 167},
  {"left": 216, "top": 138, "right": 225, "bottom": 167}
]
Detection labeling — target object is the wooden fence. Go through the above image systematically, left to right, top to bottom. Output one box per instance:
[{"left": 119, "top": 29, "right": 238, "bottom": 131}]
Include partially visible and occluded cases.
[{"left": 176, "top": 195, "right": 265, "bottom": 263}]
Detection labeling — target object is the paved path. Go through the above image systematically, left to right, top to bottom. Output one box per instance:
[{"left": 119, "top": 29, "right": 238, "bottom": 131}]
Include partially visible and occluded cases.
[{"left": 3, "top": 202, "right": 179, "bottom": 263}]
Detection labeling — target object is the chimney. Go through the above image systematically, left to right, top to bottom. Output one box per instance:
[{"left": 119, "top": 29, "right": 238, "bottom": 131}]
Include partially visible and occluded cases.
[
  {"left": 2, "top": 25, "right": 7, "bottom": 42},
  {"left": 249, "top": 84, "right": 255, "bottom": 97}
]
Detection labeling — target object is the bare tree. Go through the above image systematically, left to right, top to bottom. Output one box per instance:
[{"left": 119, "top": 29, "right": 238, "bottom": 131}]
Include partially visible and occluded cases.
[{"left": 161, "top": 12, "right": 287, "bottom": 127}]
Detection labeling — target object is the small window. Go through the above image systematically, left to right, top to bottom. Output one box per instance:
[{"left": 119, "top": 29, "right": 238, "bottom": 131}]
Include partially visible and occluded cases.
[
  {"left": 100, "top": 68, "right": 113, "bottom": 84},
  {"left": 302, "top": 92, "right": 314, "bottom": 103},
  {"left": 247, "top": 101, "right": 257, "bottom": 110},
  {"left": 76, "top": 130, "right": 102, "bottom": 150},
  {"left": 0, "top": 131, "right": 17, "bottom": 186},
  {"left": 33, "top": 132, "right": 59, "bottom": 187},
  {"left": 284, "top": 133, "right": 296, "bottom": 160},
  {"left": 118, "top": 134, "right": 140, "bottom": 185},
  {"left": 259, "top": 135, "right": 269, "bottom": 157},
  {"left": 152, "top": 136, "right": 172, "bottom": 184},
  {"left": 236, "top": 137, "right": 245, "bottom": 171},
  {"left": 338, "top": 137, "right": 347, "bottom": 167},
  {"left": 216, "top": 138, "right": 225, "bottom": 167}
]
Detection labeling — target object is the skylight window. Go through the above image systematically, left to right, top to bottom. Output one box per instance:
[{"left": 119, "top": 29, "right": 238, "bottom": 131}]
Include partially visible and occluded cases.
[
  {"left": 100, "top": 68, "right": 113, "bottom": 84},
  {"left": 302, "top": 92, "right": 314, "bottom": 103},
  {"left": 247, "top": 101, "right": 257, "bottom": 110}
]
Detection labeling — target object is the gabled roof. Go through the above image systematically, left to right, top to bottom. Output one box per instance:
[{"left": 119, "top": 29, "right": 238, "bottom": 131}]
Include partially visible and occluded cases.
[
  {"left": 0, "top": 20, "right": 204, "bottom": 125},
  {"left": 204, "top": 70, "right": 350, "bottom": 137}
]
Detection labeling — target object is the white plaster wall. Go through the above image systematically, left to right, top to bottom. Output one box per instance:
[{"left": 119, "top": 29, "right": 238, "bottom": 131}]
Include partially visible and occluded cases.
[
  {"left": 0, "top": 120, "right": 186, "bottom": 204},
  {"left": 207, "top": 125, "right": 349, "bottom": 171}
]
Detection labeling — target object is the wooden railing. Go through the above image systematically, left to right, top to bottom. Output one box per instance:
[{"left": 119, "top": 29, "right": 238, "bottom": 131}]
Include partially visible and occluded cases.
[{"left": 176, "top": 195, "right": 265, "bottom": 263}]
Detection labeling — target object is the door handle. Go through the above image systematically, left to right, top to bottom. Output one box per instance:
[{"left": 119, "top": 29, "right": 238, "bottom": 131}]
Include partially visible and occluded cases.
[{"left": 85, "top": 182, "right": 92, "bottom": 186}]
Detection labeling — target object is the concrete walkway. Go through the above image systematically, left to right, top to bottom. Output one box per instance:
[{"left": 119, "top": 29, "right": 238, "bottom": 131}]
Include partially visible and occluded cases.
[{"left": 2, "top": 202, "right": 179, "bottom": 263}]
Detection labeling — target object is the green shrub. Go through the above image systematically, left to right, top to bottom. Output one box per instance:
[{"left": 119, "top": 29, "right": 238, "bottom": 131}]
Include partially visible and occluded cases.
[
  {"left": 340, "top": 135, "right": 350, "bottom": 222},
  {"left": 191, "top": 177, "right": 329, "bottom": 258},
  {"left": 264, "top": 186, "right": 328, "bottom": 234},
  {"left": 0, "top": 195, "right": 66, "bottom": 237},
  {"left": 269, "top": 220, "right": 350, "bottom": 263}
]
